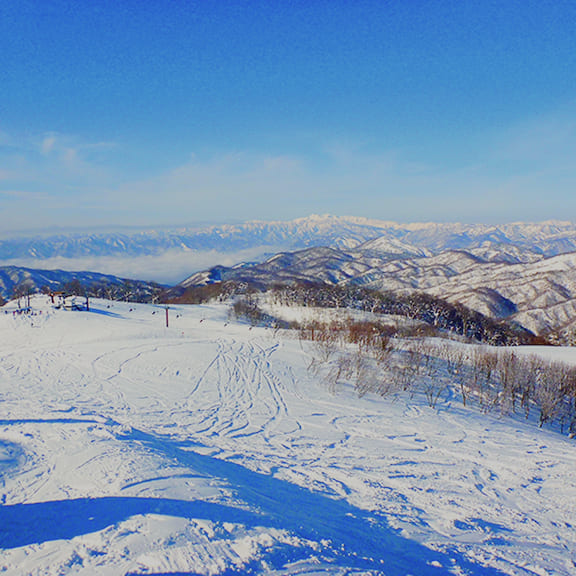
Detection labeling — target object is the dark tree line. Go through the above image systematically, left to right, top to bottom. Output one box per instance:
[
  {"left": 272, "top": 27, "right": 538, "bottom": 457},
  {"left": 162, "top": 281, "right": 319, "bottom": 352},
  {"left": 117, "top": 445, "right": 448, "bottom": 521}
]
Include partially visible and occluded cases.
[
  {"left": 5, "top": 278, "right": 165, "bottom": 305},
  {"left": 222, "top": 282, "right": 538, "bottom": 346}
]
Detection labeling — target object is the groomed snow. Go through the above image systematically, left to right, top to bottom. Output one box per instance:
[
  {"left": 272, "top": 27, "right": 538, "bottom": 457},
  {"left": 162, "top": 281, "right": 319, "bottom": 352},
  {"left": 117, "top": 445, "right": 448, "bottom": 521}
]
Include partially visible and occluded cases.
[{"left": 0, "top": 296, "right": 575, "bottom": 575}]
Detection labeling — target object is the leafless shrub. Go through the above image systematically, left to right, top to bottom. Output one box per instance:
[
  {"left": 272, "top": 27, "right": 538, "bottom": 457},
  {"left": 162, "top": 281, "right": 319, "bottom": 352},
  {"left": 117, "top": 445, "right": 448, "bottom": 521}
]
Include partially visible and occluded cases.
[
  {"left": 312, "top": 325, "right": 340, "bottom": 363},
  {"left": 370, "top": 333, "right": 394, "bottom": 368},
  {"left": 387, "top": 340, "right": 421, "bottom": 395},
  {"left": 412, "top": 342, "right": 446, "bottom": 408},
  {"left": 473, "top": 349, "right": 500, "bottom": 413},
  {"left": 496, "top": 351, "right": 522, "bottom": 416},
  {"left": 353, "top": 352, "right": 375, "bottom": 397},
  {"left": 325, "top": 353, "right": 355, "bottom": 394},
  {"left": 516, "top": 354, "right": 543, "bottom": 419},
  {"left": 535, "top": 361, "right": 573, "bottom": 428},
  {"left": 421, "top": 378, "right": 447, "bottom": 408}
]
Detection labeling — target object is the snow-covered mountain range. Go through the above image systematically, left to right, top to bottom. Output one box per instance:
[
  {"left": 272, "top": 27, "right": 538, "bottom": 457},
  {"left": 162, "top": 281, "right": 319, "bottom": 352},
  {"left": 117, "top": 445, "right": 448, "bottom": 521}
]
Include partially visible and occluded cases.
[
  {"left": 0, "top": 215, "right": 394, "bottom": 260},
  {"left": 0, "top": 215, "right": 416, "bottom": 284},
  {"left": 4, "top": 215, "right": 576, "bottom": 262},
  {"left": 5, "top": 215, "right": 576, "bottom": 337},
  {"left": 178, "top": 241, "right": 576, "bottom": 338}
]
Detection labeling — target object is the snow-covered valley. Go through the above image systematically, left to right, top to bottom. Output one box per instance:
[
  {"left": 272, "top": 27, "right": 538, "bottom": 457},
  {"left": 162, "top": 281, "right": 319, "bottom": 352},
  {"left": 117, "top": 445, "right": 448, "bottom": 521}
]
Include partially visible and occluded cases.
[{"left": 0, "top": 298, "right": 575, "bottom": 575}]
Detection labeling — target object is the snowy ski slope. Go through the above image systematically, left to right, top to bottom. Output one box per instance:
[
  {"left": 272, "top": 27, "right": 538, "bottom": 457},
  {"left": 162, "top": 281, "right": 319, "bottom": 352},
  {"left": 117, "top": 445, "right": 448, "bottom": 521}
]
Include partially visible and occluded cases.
[{"left": 0, "top": 297, "right": 575, "bottom": 575}]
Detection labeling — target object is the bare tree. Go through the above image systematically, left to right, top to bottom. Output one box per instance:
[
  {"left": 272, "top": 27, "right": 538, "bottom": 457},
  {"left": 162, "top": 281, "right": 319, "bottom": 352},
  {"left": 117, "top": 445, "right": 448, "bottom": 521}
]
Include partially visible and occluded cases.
[
  {"left": 353, "top": 351, "right": 374, "bottom": 397},
  {"left": 497, "top": 351, "right": 521, "bottom": 415},
  {"left": 325, "top": 352, "right": 354, "bottom": 394},
  {"left": 536, "top": 361, "right": 568, "bottom": 427}
]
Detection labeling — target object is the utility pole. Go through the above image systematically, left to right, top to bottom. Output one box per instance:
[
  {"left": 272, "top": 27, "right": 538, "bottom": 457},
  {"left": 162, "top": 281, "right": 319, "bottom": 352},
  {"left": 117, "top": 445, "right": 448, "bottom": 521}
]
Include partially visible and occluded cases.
[{"left": 165, "top": 306, "right": 169, "bottom": 328}]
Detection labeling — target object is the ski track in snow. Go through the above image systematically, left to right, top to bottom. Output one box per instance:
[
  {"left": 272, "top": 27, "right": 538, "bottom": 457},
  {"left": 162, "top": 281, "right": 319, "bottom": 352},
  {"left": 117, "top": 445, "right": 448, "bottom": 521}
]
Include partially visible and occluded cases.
[{"left": 0, "top": 298, "right": 574, "bottom": 575}]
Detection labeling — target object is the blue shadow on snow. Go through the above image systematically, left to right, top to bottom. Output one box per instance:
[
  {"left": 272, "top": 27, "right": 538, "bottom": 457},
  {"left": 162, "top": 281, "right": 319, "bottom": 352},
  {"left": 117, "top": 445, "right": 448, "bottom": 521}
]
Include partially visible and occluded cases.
[
  {"left": 87, "top": 307, "right": 124, "bottom": 318},
  {"left": 0, "top": 418, "right": 100, "bottom": 426},
  {"left": 0, "top": 424, "right": 511, "bottom": 575}
]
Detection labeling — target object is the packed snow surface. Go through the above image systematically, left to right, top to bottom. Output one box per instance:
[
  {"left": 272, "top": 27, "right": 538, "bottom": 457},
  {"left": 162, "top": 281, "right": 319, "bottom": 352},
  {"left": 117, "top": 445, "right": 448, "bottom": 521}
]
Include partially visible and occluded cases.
[{"left": 0, "top": 297, "right": 575, "bottom": 575}]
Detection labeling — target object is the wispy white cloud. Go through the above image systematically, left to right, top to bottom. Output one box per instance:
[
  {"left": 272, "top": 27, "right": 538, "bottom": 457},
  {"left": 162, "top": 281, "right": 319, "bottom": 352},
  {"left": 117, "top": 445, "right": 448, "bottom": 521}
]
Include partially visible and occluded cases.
[
  {"left": 491, "top": 114, "right": 576, "bottom": 161},
  {"left": 0, "top": 130, "right": 123, "bottom": 231},
  {"left": 1, "top": 130, "right": 117, "bottom": 189},
  {"left": 35, "top": 132, "right": 111, "bottom": 176},
  {"left": 40, "top": 134, "right": 57, "bottom": 156},
  {"left": 0, "top": 247, "right": 276, "bottom": 284}
]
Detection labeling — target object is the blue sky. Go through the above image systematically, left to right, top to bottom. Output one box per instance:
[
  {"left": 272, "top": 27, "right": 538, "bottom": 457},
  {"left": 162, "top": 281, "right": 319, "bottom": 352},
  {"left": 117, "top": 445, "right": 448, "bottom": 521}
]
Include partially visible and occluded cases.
[{"left": 1, "top": 0, "right": 576, "bottom": 232}]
